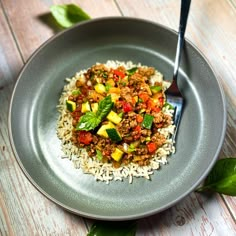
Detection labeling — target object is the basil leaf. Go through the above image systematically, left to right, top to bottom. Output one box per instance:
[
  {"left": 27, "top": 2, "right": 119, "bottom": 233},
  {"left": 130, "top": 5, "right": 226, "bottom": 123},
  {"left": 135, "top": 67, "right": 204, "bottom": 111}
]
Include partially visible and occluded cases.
[
  {"left": 50, "top": 4, "right": 90, "bottom": 28},
  {"left": 127, "top": 67, "right": 138, "bottom": 75},
  {"left": 96, "top": 95, "right": 113, "bottom": 120},
  {"left": 76, "top": 112, "right": 100, "bottom": 131},
  {"left": 196, "top": 158, "right": 236, "bottom": 196},
  {"left": 87, "top": 221, "right": 137, "bottom": 236}
]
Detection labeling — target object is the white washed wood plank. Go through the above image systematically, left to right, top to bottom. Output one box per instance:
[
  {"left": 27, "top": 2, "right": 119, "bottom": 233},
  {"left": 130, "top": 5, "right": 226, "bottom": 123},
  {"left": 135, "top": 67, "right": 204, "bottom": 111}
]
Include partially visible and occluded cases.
[{"left": 2, "top": 0, "right": 121, "bottom": 61}]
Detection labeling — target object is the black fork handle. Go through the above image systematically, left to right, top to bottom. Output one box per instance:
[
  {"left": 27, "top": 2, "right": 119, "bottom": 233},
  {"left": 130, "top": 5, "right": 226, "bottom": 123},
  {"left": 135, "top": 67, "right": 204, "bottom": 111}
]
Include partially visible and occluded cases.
[{"left": 173, "top": 0, "right": 191, "bottom": 81}]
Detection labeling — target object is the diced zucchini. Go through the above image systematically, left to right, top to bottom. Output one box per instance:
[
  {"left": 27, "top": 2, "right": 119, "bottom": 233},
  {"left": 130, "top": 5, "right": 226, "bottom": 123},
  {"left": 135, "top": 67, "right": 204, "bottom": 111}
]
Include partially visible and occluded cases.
[
  {"left": 94, "top": 84, "right": 106, "bottom": 94},
  {"left": 110, "top": 93, "right": 120, "bottom": 102},
  {"left": 66, "top": 100, "right": 76, "bottom": 112},
  {"left": 81, "top": 101, "right": 91, "bottom": 113},
  {"left": 91, "top": 103, "right": 98, "bottom": 112},
  {"left": 107, "top": 110, "right": 122, "bottom": 124},
  {"left": 142, "top": 114, "right": 154, "bottom": 129},
  {"left": 97, "top": 122, "right": 115, "bottom": 138},
  {"left": 106, "top": 128, "right": 122, "bottom": 142},
  {"left": 111, "top": 148, "right": 124, "bottom": 162},
  {"left": 96, "top": 150, "right": 103, "bottom": 160}
]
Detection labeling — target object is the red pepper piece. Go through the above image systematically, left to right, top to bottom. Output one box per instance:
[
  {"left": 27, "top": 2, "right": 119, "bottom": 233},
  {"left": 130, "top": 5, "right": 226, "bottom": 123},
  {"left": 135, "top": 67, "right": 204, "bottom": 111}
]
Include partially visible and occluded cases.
[
  {"left": 78, "top": 131, "right": 93, "bottom": 145},
  {"left": 147, "top": 142, "right": 157, "bottom": 153}
]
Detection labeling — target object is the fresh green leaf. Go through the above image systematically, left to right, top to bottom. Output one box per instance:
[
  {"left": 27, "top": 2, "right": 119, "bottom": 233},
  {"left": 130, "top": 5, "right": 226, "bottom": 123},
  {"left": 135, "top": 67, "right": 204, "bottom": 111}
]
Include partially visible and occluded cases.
[
  {"left": 50, "top": 4, "right": 90, "bottom": 28},
  {"left": 127, "top": 67, "right": 138, "bottom": 75},
  {"left": 96, "top": 95, "right": 113, "bottom": 120},
  {"left": 76, "top": 96, "right": 113, "bottom": 131},
  {"left": 76, "top": 112, "right": 100, "bottom": 131},
  {"left": 96, "top": 150, "right": 103, "bottom": 161},
  {"left": 196, "top": 158, "right": 236, "bottom": 196},
  {"left": 87, "top": 221, "right": 137, "bottom": 236}
]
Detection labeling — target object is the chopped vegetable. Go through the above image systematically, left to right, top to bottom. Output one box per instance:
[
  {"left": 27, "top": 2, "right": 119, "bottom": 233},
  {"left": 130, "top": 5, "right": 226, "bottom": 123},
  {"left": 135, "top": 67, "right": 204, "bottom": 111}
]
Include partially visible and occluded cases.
[
  {"left": 113, "top": 70, "right": 126, "bottom": 79},
  {"left": 94, "top": 84, "right": 106, "bottom": 94},
  {"left": 150, "top": 85, "right": 162, "bottom": 94},
  {"left": 72, "top": 89, "right": 81, "bottom": 95},
  {"left": 138, "top": 92, "right": 149, "bottom": 102},
  {"left": 76, "top": 95, "right": 113, "bottom": 131},
  {"left": 66, "top": 100, "right": 76, "bottom": 112},
  {"left": 81, "top": 101, "right": 91, "bottom": 113},
  {"left": 123, "top": 102, "right": 133, "bottom": 113},
  {"left": 91, "top": 103, "right": 98, "bottom": 112},
  {"left": 107, "top": 110, "right": 122, "bottom": 124},
  {"left": 136, "top": 114, "right": 143, "bottom": 123},
  {"left": 142, "top": 114, "right": 154, "bottom": 129},
  {"left": 97, "top": 122, "right": 115, "bottom": 138},
  {"left": 106, "top": 128, "right": 122, "bottom": 142},
  {"left": 78, "top": 131, "right": 93, "bottom": 145},
  {"left": 147, "top": 142, "right": 157, "bottom": 153},
  {"left": 128, "top": 143, "right": 136, "bottom": 152},
  {"left": 111, "top": 148, "right": 124, "bottom": 162},
  {"left": 96, "top": 150, "right": 103, "bottom": 161}
]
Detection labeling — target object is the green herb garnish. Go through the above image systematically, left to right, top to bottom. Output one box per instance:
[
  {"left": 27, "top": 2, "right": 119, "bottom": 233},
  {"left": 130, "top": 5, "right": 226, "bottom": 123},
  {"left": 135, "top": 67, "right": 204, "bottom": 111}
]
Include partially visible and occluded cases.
[
  {"left": 50, "top": 4, "right": 90, "bottom": 28},
  {"left": 127, "top": 67, "right": 138, "bottom": 75},
  {"left": 76, "top": 95, "right": 113, "bottom": 131},
  {"left": 196, "top": 158, "right": 236, "bottom": 196}
]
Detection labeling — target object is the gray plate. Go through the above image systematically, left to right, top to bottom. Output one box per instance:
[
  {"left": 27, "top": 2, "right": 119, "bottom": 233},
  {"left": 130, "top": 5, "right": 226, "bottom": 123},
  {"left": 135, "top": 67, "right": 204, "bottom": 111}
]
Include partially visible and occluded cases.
[{"left": 9, "top": 17, "right": 226, "bottom": 220}]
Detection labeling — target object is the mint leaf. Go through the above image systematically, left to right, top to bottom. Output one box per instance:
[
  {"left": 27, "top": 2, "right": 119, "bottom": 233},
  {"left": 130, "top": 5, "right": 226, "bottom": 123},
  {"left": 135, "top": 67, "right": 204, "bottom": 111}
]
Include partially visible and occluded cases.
[
  {"left": 50, "top": 4, "right": 90, "bottom": 28},
  {"left": 96, "top": 95, "right": 113, "bottom": 120},
  {"left": 76, "top": 112, "right": 100, "bottom": 131},
  {"left": 196, "top": 158, "right": 236, "bottom": 196}
]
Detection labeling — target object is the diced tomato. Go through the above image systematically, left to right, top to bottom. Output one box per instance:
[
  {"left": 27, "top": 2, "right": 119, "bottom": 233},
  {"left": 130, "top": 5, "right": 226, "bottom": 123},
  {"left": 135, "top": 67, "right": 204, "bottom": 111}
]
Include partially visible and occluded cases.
[
  {"left": 113, "top": 70, "right": 126, "bottom": 79},
  {"left": 138, "top": 92, "right": 149, "bottom": 102},
  {"left": 159, "top": 97, "right": 164, "bottom": 106},
  {"left": 147, "top": 99, "right": 161, "bottom": 112},
  {"left": 123, "top": 102, "right": 133, "bottom": 112},
  {"left": 136, "top": 114, "right": 144, "bottom": 123},
  {"left": 133, "top": 125, "right": 141, "bottom": 140},
  {"left": 134, "top": 125, "right": 141, "bottom": 133},
  {"left": 78, "top": 131, "right": 93, "bottom": 145},
  {"left": 147, "top": 142, "right": 157, "bottom": 153}
]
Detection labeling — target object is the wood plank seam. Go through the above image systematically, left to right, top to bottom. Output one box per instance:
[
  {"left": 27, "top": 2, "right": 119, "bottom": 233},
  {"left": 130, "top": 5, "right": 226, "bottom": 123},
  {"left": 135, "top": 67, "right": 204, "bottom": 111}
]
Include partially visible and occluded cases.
[{"left": 0, "top": 0, "right": 25, "bottom": 64}]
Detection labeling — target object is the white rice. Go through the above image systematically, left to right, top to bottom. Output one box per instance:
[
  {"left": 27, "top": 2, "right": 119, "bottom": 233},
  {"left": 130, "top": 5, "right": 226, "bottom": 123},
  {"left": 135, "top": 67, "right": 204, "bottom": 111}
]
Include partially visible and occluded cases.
[{"left": 56, "top": 60, "right": 175, "bottom": 184}]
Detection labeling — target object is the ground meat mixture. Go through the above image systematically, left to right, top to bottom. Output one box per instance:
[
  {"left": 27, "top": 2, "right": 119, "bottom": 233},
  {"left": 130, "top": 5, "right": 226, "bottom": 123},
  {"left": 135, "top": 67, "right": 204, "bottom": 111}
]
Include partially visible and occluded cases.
[{"left": 65, "top": 63, "right": 173, "bottom": 168}]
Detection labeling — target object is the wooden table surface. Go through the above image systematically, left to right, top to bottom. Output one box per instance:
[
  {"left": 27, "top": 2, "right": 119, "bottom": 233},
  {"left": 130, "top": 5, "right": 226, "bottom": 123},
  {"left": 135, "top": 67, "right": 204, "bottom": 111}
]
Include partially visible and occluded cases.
[{"left": 1, "top": 0, "right": 236, "bottom": 235}]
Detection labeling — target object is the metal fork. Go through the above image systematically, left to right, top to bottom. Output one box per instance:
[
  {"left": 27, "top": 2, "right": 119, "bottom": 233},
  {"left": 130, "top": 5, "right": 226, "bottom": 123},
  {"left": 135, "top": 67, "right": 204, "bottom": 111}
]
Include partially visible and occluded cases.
[{"left": 165, "top": 0, "right": 191, "bottom": 141}]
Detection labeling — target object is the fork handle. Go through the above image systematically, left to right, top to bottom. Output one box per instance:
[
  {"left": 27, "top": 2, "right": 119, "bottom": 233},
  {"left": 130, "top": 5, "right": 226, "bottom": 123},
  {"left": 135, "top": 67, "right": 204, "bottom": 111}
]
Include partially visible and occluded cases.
[{"left": 173, "top": 0, "right": 191, "bottom": 81}]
